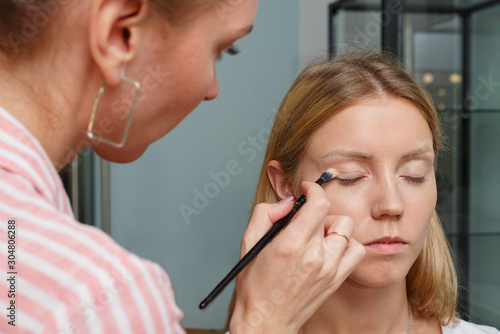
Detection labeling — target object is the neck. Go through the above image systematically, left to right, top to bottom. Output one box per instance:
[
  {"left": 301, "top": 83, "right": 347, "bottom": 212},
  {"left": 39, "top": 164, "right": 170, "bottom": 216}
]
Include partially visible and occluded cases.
[
  {"left": 0, "top": 52, "right": 101, "bottom": 170},
  {"left": 300, "top": 279, "right": 411, "bottom": 334}
]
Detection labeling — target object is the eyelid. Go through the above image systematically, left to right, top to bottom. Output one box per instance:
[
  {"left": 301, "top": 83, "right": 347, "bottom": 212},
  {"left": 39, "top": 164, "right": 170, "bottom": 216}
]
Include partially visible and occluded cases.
[
  {"left": 399, "top": 156, "right": 434, "bottom": 171},
  {"left": 398, "top": 160, "right": 433, "bottom": 178},
  {"left": 335, "top": 169, "right": 366, "bottom": 178},
  {"left": 336, "top": 175, "right": 365, "bottom": 186}
]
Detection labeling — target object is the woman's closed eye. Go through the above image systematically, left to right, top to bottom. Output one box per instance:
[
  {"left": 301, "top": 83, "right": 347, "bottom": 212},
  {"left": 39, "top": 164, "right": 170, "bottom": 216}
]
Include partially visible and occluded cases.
[
  {"left": 336, "top": 175, "right": 426, "bottom": 186},
  {"left": 337, "top": 176, "right": 364, "bottom": 186},
  {"left": 403, "top": 176, "right": 426, "bottom": 184}
]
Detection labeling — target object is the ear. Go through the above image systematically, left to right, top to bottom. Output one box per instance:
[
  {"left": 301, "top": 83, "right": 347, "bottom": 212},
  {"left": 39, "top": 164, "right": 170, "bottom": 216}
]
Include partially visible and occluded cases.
[
  {"left": 88, "top": 0, "right": 148, "bottom": 86},
  {"left": 267, "top": 160, "right": 295, "bottom": 200}
]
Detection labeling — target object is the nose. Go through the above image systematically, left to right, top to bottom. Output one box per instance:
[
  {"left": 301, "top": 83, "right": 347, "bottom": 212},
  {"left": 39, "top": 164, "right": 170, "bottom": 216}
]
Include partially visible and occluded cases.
[
  {"left": 204, "top": 77, "right": 220, "bottom": 101},
  {"left": 371, "top": 175, "right": 405, "bottom": 220}
]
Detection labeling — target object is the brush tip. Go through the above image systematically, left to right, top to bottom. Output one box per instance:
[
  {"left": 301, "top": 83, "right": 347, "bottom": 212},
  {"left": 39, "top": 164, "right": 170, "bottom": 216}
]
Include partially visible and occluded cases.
[{"left": 321, "top": 168, "right": 339, "bottom": 182}]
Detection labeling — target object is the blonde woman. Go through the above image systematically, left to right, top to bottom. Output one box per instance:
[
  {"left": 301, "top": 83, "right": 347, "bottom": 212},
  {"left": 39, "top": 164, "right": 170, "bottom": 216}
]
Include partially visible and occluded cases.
[
  {"left": 0, "top": 1, "right": 365, "bottom": 333},
  {"left": 226, "top": 52, "right": 499, "bottom": 333}
]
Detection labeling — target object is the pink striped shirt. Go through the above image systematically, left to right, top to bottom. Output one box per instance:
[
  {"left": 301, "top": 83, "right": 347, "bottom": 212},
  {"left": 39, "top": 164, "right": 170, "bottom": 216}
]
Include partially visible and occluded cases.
[{"left": 0, "top": 106, "right": 185, "bottom": 334}]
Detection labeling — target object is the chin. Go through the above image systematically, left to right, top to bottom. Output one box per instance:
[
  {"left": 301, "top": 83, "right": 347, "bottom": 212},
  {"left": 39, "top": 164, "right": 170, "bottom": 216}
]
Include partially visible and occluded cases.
[
  {"left": 92, "top": 143, "right": 148, "bottom": 163},
  {"left": 347, "top": 262, "right": 410, "bottom": 288},
  {"left": 347, "top": 274, "right": 406, "bottom": 288}
]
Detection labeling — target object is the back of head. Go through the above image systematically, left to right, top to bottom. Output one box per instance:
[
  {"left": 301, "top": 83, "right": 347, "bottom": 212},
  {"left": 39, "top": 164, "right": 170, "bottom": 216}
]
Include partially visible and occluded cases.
[{"left": 0, "top": 0, "right": 218, "bottom": 61}]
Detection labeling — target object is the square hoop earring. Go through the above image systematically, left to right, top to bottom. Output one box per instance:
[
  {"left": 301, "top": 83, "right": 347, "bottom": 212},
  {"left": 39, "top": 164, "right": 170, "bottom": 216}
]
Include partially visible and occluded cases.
[{"left": 87, "top": 76, "right": 141, "bottom": 148}]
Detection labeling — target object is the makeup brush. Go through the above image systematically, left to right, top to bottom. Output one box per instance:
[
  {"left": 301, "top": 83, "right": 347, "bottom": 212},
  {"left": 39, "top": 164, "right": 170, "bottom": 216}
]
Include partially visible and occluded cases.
[{"left": 199, "top": 168, "right": 338, "bottom": 309}]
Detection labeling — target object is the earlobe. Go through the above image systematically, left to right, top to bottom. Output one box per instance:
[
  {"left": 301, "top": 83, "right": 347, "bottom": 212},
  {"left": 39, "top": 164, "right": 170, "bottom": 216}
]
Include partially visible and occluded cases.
[
  {"left": 88, "top": 0, "right": 148, "bottom": 86},
  {"left": 267, "top": 160, "right": 295, "bottom": 200}
]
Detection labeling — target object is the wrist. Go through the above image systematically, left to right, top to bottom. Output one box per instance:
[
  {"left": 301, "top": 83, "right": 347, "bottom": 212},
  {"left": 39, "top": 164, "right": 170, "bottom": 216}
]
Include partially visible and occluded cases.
[{"left": 229, "top": 308, "right": 298, "bottom": 334}]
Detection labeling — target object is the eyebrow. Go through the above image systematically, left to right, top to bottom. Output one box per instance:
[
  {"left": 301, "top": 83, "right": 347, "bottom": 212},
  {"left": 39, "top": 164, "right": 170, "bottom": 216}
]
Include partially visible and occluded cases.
[
  {"left": 319, "top": 147, "right": 434, "bottom": 162},
  {"left": 400, "top": 147, "right": 434, "bottom": 161},
  {"left": 320, "top": 150, "right": 374, "bottom": 161}
]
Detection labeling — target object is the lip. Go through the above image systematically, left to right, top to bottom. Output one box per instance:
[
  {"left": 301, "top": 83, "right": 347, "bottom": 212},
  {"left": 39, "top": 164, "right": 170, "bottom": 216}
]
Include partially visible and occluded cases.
[{"left": 363, "top": 236, "right": 408, "bottom": 255}]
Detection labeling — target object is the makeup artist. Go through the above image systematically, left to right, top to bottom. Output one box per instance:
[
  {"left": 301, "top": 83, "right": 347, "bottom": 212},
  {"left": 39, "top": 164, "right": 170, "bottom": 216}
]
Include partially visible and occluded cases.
[{"left": 0, "top": 0, "right": 365, "bottom": 333}]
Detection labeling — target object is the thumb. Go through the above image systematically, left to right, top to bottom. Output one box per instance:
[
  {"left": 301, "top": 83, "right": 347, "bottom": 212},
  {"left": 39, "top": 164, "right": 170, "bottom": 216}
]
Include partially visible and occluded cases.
[
  {"left": 242, "top": 196, "right": 294, "bottom": 253},
  {"left": 268, "top": 196, "right": 295, "bottom": 223}
]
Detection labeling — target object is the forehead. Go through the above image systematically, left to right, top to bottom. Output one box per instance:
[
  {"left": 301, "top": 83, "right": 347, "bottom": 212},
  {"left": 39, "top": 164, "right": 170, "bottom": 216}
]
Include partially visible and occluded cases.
[
  {"left": 170, "top": 0, "right": 257, "bottom": 45},
  {"left": 207, "top": 0, "right": 259, "bottom": 26},
  {"left": 306, "top": 97, "right": 433, "bottom": 160}
]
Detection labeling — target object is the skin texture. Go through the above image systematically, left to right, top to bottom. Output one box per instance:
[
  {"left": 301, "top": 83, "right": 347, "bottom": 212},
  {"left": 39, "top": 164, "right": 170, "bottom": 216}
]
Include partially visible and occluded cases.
[{"left": 268, "top": 97, "right": 442, "bottom": 333}]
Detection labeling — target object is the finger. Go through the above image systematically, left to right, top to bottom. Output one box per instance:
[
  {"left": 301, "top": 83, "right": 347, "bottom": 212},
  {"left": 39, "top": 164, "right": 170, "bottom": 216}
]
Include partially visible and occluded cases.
[
  {"left": 280, "top": 181, "right": 331, "bottom": 241},
  {"left": 242, "top": 196, "right": 294, "bottom": 252},
  {"left": 324, "top": 215, "right": 354, "bottom": 250},
  {"left": 319, "top": 216, "right": 355, "bottom": 279},
  {"left": 315, "top": 237, "right": 365, "bottom": 299},
  {"left": 329, "top": 238, "right": 366, "bottom": 289},
  {"left": 336, "top": 238, "right": 366, "bottom": 274}
]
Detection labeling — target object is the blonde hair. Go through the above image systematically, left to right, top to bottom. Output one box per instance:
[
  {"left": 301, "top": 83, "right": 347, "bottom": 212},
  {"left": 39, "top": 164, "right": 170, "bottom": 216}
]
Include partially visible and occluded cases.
[{"left": 225, "top": 51, "right": 458, "bottom": 329}]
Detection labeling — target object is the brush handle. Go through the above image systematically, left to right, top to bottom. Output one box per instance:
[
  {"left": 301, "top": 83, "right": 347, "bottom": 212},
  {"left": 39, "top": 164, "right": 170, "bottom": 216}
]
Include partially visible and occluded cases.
[
  {"left": 198, "top": 170, "right": 334, "bottom": 309},
  {"left": 199, "top": 195, "right": 306, "bottom": 309}
]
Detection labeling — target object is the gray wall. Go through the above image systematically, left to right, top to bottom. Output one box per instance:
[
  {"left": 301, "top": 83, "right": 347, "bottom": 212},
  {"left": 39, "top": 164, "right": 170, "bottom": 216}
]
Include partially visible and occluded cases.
[
  {"left": 108, "top": 0, "right": 299, "bottom": 328},
  {"left": 298, "top": 0, "right": 331, "bottom": 66}
]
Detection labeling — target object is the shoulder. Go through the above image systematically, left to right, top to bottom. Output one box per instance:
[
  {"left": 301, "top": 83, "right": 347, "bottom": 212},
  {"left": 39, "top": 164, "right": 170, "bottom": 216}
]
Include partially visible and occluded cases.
[
  {"left": 0, "top": 186, "right": 185, "bottom": 333},
  {"left": 59, "top": 227, "right": 185, "bottom": 332},
  {"left": 442, "top": 319, "right": 500, "bottom": 334}
]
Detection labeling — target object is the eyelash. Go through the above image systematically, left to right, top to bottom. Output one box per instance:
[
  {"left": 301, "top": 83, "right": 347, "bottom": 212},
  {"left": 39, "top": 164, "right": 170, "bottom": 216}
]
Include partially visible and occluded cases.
[
  {"left": 218, "top": 45, "right": 241, "bottom": 61},
  {"left": 337, "top": 176, "right": 426, "bottom": 186},
  {"left": 405, "top": 176, "right": 426, "bottom": 184},
  {"left": 337, "top": 177, "right": 363, "bottom": 185}
]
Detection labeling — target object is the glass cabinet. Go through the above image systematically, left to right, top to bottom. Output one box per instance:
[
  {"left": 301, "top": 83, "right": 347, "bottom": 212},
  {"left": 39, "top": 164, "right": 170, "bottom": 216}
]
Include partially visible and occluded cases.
[{"left": 329, "top": 0, "right": 500, "bottom": 326}]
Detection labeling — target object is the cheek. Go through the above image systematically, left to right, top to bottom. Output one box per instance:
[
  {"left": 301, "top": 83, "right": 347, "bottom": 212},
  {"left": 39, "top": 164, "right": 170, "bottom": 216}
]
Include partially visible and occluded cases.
[
  {"left": 185, "top": 47, "right": 217, "bottom": 86},
  {"left": 165, "top": 49, "right": 215, "bottom": 99},
  {"left": 161, "top": 65, "right": 214, "bottom": 115},
  {"left": 176, "top": 67, "right": 209, "bottom": 97},
  {"left": 404, "top": 178, "right": 437, "bottom": 225},
  {"left": 324, "top": 183, "right": 370, "bottom": 217},
  {"left": 410, "top": 185, "right": 436, "bottom": 243},
  {"left": 324, "top": 186, "right": 371, "bottom": 240}
]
